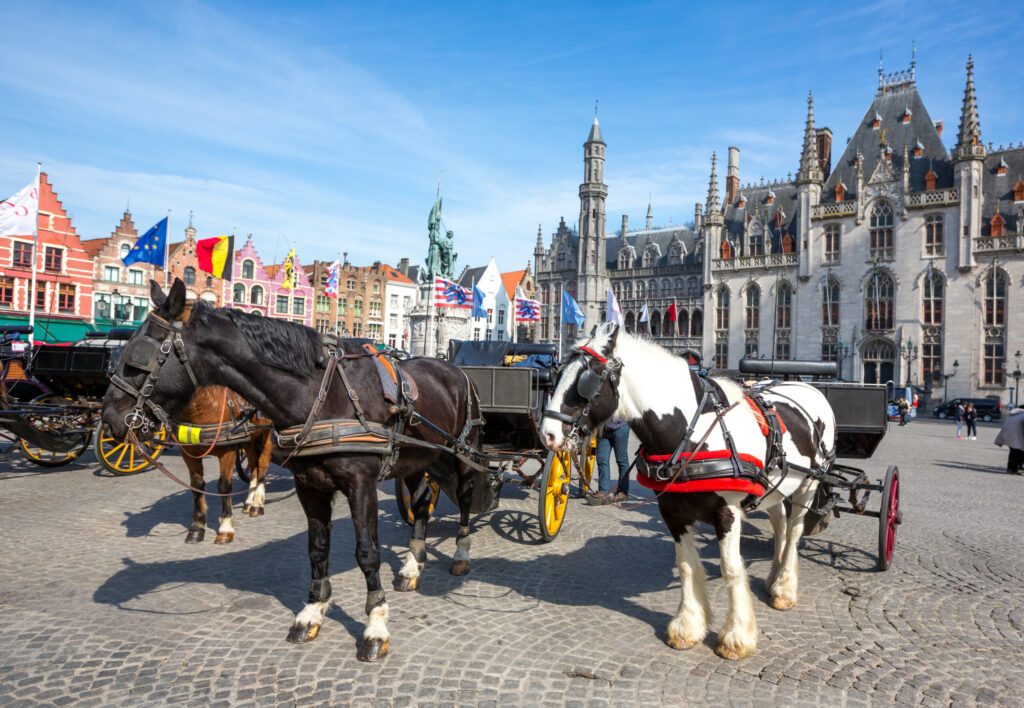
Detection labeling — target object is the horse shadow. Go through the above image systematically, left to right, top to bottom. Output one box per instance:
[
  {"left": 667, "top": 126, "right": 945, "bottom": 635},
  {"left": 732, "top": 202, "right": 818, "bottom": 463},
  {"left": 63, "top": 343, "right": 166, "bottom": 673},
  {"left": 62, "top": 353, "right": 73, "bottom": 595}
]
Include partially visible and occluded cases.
[{"left": 933, "top": 461, "right": 1011, "bottom": 476}]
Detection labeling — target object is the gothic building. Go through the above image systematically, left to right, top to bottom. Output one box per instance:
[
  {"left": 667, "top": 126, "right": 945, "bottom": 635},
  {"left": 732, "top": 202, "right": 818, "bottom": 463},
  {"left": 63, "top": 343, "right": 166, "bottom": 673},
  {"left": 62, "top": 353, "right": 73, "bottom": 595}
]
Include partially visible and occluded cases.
[{"left": 535, "top": 57, "right": 1024, "bottom": 402}]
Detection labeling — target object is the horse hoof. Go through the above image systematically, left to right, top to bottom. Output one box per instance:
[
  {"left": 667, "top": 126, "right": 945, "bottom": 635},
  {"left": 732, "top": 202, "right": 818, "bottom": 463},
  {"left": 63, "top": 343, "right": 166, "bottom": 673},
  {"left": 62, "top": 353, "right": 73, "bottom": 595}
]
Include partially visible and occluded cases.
[
  {"left": 241, "top": 504, "right": 251, "bottom": 514},
  {"left": 249, "top": 507, "right": 264, "bottom": 518},
  {"left": 185, "top": 529, "right": 205, "bottom": 544},
  {"left": 214, "top": 532, "right": 234, "bottom": 544},
  {"left": 450, "top": 560, "right": 471, "bottom": 576},
  {"left": 393, "top": 576, "right": 420, "bottom": 592},
  {"left": 770, "top": 595, "right": 796, "bottom": 611},
  {"left": 286, "top": 623, "right": 320, "bottom": 643},
  {"left": 665, "top": 633, "right": 699, "bottom": 651},
  {"left": 357, "top": 637, "right": 389, "bottom": 662},
  {"left": 715, "top": 642, "right": 755, "bottom": 661}
]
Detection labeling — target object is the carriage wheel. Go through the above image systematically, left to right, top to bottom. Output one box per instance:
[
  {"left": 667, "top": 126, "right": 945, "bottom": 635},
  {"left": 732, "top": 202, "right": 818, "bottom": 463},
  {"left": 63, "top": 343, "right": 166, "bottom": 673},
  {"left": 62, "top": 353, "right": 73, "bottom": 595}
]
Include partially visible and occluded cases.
[
  {"left": 17, "top": 393, "right": 92, "bottom": 467},
  {"left": 94, "top": 422, "right": 167, "bottom": 475},
  {"left": 576, "top": 433, "right": 597, "bottom": 496},
  {"left": 538, "top": 450, "right": 572, "bottom": 542},
  {"left": 877, "top": 465, "right": 901, "bottom": 571},
  {"left": 394, "top": 474, "right": 441, "bottom": 526}
]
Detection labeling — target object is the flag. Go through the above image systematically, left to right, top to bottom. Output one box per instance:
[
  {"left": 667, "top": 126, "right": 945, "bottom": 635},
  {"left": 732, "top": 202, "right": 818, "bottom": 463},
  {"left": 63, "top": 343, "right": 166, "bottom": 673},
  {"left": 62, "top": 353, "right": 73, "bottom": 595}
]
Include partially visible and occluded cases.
[
  {"left": 0, "top": 178, "right": 39, "bottom": 238},
  {"left": 122, "top": 217, "right": 168, "bottom": 267},
  {"left": 196, "top": 234, "right": 234, "bottom": 279},
  {"left": 281, "top": 248, "right": 296, "bottom": 290},
  {"left": 325, "top": 260, "right": 340, "bottom": 297},
  {"left": 434, "top": 276, "right": 471, "bottom": 308},
  {"left": 471, "top": 285, "right": 487, "bottom": 318},
  {"left": 515, "top": 288, "right": 541, "bottom": 322},
  {"left": 605, "top": 288, "right": 624, "bottom": 326},
  {"left": 561, "top": 289, "right": 585, "bottom": 328},
  {"left": 667, "top": 301, "right": 678, "bottom": 322},
  {"left": 639, "top": 303, "right": 650, "bottom": 323}
]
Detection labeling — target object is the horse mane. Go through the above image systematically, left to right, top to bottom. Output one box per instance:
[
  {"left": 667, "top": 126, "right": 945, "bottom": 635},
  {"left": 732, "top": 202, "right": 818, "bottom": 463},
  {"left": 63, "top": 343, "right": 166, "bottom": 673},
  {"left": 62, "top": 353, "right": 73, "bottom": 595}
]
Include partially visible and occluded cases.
[
  {"left": 191, "top": 301, "right": 324, "bottom": 375},
  {"left": 586, "top": 323, "right": 682, "bottom": 370}
]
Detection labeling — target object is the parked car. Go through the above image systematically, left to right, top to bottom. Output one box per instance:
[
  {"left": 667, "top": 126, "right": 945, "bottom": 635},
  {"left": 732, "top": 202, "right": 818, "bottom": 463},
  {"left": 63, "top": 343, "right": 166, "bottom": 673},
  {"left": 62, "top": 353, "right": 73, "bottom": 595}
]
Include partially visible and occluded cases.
[{"left": 932, "top": 397, "right": 1003, "bottom": 422}]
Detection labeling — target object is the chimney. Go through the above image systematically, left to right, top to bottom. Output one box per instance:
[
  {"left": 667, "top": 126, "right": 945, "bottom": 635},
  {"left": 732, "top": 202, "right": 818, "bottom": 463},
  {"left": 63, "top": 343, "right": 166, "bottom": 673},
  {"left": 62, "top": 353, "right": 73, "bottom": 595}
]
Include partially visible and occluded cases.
[
  {"left": 935, "top": 121, "right": 944, "bottom": 137},
  {"left": 815, "top": 128, "right": 833, "bottom": 181},
  {"left": 726, "top": 146, "right": 740, "bottom": 205},
  {"left": 694, "top": 203, "right": 703, "bottom": 230},
  {"left": 620, "top": 213, "right": 628, "bottom": 236},
  {"left": 398, "top": 257, "right": 409, "bottom": 275}
]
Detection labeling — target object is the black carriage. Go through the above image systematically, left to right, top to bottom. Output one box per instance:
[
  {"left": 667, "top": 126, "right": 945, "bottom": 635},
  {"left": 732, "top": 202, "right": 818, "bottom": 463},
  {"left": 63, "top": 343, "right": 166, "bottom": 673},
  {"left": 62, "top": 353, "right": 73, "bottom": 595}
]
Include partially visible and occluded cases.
[
  {"left": 0, "top": 327, "right": 165, "bottom": 472},
  {"left": 393, "top": 341, "right": 596, "bottom": 542},
  {"left": 739, "top": 359, "right": 902, "bottom": 570}
]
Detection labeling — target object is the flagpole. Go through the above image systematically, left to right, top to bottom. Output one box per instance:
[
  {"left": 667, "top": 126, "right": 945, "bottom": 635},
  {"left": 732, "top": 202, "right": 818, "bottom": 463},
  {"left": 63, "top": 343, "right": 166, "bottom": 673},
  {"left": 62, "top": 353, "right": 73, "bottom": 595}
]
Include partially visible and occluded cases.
[
  {"left": 27, "top": 163, "right": 41, "bottom": 345},
  {"left": 163, "top": 210, "right": 171, "bottom": 289},
  {"left": 558, "top": 283, "right": 564, "bottom": 360},
  {"left": 512, "top": 290, "right": 518, "bottom": 345}
]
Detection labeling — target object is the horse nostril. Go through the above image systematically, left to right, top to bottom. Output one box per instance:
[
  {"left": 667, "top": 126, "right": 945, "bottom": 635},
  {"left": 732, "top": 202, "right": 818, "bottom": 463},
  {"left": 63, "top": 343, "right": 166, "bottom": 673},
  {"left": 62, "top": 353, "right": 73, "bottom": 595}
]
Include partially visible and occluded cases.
[{"left": 544, "top": 433, "right": 557, "bottom": 449}]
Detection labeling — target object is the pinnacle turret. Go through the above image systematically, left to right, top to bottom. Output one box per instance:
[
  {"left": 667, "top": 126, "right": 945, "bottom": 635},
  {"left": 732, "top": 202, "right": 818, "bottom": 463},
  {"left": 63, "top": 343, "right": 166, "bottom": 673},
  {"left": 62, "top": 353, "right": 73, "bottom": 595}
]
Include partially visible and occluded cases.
[
  {"left": 953, "top": 56, "right": 985, "bottom": 162},
  {"left": 797, "top": 92, "right": 823, "bottom": 184},
  {"left": 586, "top": 115, "right": 604, "bottom": 145},
  {"left": 705, "top": 153, "right": 722, "bottom": 225},
  {"left": 646, "top": 200, "right": 653, "bottom": 230}
]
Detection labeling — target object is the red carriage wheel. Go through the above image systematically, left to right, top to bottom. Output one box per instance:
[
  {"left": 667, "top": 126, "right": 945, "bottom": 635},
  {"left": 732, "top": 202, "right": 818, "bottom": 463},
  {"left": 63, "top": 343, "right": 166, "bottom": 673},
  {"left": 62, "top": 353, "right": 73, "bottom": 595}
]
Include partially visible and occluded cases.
[{"left": 877, "top": 465, "right": 901, "bottom": 571}]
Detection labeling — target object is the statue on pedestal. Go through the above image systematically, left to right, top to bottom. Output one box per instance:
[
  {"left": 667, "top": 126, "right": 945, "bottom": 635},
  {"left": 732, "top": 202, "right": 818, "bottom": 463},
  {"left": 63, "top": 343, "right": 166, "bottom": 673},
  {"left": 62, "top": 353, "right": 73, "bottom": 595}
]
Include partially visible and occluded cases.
[{"left": 425, "top": 197, "right": 457, "bottom": 281}]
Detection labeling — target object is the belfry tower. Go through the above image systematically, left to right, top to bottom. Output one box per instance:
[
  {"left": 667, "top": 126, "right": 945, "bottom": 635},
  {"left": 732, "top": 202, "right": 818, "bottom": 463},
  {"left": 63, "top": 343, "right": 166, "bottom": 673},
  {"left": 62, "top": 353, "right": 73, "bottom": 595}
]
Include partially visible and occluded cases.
[{"left": 576, "top": 114, "right": 610, "bottom": 332}]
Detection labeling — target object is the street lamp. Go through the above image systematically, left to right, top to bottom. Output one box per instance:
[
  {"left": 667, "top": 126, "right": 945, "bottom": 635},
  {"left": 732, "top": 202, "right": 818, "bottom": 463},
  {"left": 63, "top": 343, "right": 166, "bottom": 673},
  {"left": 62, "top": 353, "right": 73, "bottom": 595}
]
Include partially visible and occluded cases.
[
  {"left": 111, "top": 289, "right": 126, "bottom": 326},
  {"left": 901, "top": 337, "right": 919, "bottom": 387},
  {"left": 836, "top": 341, "right": 851, "bottom": 380},
  {"left": 1010, "top": 350, "right": 1022, "bottom": 408},
  {"left": 943, "top": 359, "right": 959, "bottom": 403}
]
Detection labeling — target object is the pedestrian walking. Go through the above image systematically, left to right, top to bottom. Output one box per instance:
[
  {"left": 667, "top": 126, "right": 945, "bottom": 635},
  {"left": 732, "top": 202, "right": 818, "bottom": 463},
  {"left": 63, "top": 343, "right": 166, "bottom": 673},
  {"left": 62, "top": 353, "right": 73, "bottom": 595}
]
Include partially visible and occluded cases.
[
  {"left": 898, "top": 397, "right": 910, "bottom": 426},
  {"left": 955, "top": 402, "right": 966, "bottom": 440},
  {"left": 964, "top": 403, "right": 978, "bottom": 440},
  {"left": 994, "top": 406, "right": 1024, "bottom": 475},
  {"left": 587, "top": 417, "right": 631, "bottom": 505}
]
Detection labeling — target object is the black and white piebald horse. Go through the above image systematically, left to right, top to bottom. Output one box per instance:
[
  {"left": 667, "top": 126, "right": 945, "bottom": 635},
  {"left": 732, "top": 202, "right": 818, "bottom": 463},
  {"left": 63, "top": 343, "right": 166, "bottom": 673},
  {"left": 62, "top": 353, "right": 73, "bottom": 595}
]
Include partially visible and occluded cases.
[{"left": 542, "top": 325, "right": 836, "bottom": 660}]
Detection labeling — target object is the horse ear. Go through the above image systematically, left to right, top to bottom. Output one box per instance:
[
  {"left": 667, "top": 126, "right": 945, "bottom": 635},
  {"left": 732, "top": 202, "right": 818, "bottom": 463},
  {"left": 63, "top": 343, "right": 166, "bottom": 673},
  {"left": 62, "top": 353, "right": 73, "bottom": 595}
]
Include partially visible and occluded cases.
[
  {"left": 149, "top": 279, "right": 167, "bottom": 309},
  {"left": 165, "top": 279, "right": 187, "bottom": 320},
  {"left": 589, "top": 324, "right": 598, "bottom": 337},
  {"left": 602, "top": 324, "right": 619, "bottom": 357}
]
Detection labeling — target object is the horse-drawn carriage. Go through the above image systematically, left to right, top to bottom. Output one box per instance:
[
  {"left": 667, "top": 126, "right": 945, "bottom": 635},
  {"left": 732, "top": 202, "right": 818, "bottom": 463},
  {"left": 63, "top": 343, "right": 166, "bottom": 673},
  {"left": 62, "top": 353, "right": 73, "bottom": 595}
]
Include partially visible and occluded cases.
[
  {"left": 0, "top": 326, "right": 165, "bottom": 472},
  {"left": 393, "top": 340, "right": 595, "bottom": 542}
]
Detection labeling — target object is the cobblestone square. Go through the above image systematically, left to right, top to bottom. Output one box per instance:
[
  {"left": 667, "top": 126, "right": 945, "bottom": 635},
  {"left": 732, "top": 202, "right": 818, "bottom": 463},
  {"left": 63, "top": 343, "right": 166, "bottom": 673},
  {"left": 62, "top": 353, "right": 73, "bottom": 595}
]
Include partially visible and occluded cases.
[{"left": 0, "top": 417, "right": 1021, "bottom": 706}]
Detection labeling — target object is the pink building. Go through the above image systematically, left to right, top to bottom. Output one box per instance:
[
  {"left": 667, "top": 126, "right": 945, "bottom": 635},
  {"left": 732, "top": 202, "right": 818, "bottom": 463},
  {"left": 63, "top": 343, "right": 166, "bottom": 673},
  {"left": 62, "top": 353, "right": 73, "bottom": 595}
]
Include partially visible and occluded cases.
[
  {"left": 223, "top": 235, "right": 273, "bottom": 316},
  {"left": 265, "top": 253, "right": 313, "bottom": 326}
]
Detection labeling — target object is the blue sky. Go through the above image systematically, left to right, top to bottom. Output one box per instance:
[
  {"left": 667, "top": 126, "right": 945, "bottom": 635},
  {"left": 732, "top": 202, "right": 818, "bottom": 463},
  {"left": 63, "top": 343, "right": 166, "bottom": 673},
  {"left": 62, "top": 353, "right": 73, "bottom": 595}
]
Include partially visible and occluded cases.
[{"left": 1, "top": 1, "right": 1021, "bottom": 272}]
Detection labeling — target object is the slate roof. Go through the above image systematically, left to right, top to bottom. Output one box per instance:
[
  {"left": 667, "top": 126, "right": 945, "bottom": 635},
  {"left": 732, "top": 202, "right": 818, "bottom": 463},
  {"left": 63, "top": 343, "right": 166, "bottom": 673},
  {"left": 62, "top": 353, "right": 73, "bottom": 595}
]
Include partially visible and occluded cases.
[
  {"left": 823, "top": 80, "right": 952, "bottom": 202},
  {"left": 982, "top": 146, "right": 1024, "bottom": 234},
  {"left": 723, "top": 181, "right": 799, "bottom": 255},
  {"left": 605, "top": 226, "right": 701, "bottom": 270},
  {"left": 406, "top": 264, "right": 423, "bottom": 284},
  {"left": 458, "top": 266, "right": 487, "bottom": 289}
]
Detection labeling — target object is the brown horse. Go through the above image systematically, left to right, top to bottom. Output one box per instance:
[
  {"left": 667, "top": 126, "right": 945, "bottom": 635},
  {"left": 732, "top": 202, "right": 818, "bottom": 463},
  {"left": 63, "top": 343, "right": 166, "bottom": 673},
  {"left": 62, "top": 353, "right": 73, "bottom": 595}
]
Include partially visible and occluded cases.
[{"left": 178, "top": 385, "right": 274, "bottom": 544}]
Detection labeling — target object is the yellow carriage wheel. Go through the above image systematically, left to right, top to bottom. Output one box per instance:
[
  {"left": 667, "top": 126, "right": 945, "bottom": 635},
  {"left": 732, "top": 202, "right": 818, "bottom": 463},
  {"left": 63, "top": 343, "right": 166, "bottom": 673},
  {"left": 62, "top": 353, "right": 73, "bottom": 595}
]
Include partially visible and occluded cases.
[
  {"left": 17, "top": 393, "right": 91, "bottom": 467},
  {"left": 94, "top": 422, "right": 166, "bottom": 475},
  {"left": 577, "top": 433, "right": 597, "bottom": 496},
  {"left": 538, "top": 450, "right": 571, "bottom": 542},
  {"left": 394, "top": 474, "right": 441, "bottom": 526}
]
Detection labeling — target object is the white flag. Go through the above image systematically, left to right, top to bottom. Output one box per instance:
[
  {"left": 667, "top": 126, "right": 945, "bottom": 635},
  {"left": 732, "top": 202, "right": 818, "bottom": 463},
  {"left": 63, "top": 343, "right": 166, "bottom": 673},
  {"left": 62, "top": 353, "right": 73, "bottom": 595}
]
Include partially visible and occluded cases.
[
  {"left": 0, "top": 178, "right": 39, "bottom": 238},
  {"left": 605, "top": 288, "right": 624, "bottom": 326},
  {"left": 639, "top": 303, "right": 650, "bottom": 323}
]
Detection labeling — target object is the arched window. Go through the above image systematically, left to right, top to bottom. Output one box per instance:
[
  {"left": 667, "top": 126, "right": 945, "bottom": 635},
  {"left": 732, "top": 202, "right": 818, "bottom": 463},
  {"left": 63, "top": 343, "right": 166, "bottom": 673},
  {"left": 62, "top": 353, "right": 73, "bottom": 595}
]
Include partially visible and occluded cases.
[
  {"left": 869, "top": 201, "right": 894, "bottom": 260},
  {"left": 925, "top": 214, "right": 944, "bottom": 256},
  {"left": 824, "top": 224, "right": 840, "bottom": 263},
  {"left": 747, "top": 225, "right": 763, "bottom": 256},
  {"left": 119, "top": 243, "right": 131, "bottom": 259},
  {"left": 556, "top": 249, "right": 566, "bottom": 269},
  {"left": 618, "top": 249, "right": 631, "bottom": 269},
  {"left": 242, "top": 259, "right": 255, "bottom": 279},
  {"left": 183, "top": 266, "right": 196, "bottom": 286},
  {"left": 983, "top": 270, "right": 1007, "bottom": 385},
  {"left": 984, "top": 270, "right": 1007, "bottom": 326},
  {"left": 865, "top": 271, "right": 895, "bottom": 330},
  {"left": 922, "top": 272, "right": 943, "bottom": 326},
  {"left": 206, "top": 275, "right": 213, "bottom": 288},
  {"left": 822, "top": 276, "right": 840, "bottom": 327},
  {"left": 688, "top": 277, "right": 700, "bottom": 298},
  {"left": 347, "top": 278, "right": 356, "bottom": 291},
  {"left": 674, "top": 278, "right": 684, "bottom": 297},
  {"left": 661, "top": 279, "right": 671, "bottom": 296},
  {"left": 649, "top": 280, "right": 658, "bottom": 298},
  {"left": 624, "top": 281, "right": 633, "bottom": 299},
  {"left": 636, "top": 281, "right": 645, "bottom": 299},
  {"left": 776, "top": 281, "right": 792, "bottom": 330},
  {"left": 233, "top": 283, "right": 246, "bottom": 303},
  {"left": 250, "top": 285, "right": 264, "bottom": 305},
  {"left": 745, "top": 285, "right": 760, "bottom": 330},
  {"left": 716, "top": 286, "right": 730, "bottom": 330},
  {"left": 678, "top": 309, "right": 689, "bottom": 336},
  {"left": 690, "top": 309, "right": 702, "bottom": 337},
  {"left": 650, "top": 310, "right": 661, "bottom": 336},
  {"left": 663, "top": 310, "right": 674, "bottom": 337},
  {"left": 624, "top": 311, "right": 635, "bottom": 334},
  {"left": 862, "top": 339, "right": 896, "bottom": 385}
]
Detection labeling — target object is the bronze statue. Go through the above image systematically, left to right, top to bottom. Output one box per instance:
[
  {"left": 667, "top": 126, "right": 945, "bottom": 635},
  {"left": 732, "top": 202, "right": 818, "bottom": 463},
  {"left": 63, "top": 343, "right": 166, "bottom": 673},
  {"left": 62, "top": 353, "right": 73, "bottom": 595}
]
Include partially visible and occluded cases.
[{"left": 424, "top": 197, "right": 456, "bottom": 280}]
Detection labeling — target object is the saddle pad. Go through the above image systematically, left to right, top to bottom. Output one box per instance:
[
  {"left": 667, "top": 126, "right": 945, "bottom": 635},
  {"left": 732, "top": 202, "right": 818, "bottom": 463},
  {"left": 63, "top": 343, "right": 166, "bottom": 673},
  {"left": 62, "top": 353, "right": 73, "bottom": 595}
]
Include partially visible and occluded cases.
[{"left": 361, "top": 344, "right": 419, "bottom": 404}]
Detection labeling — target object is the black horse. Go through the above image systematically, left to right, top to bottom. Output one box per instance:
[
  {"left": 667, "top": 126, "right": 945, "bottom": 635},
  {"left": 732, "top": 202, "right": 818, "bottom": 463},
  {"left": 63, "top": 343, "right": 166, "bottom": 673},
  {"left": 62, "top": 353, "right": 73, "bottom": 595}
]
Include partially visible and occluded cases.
[{"left": 101, "top": 279, "right": 488, "bottom": 662}]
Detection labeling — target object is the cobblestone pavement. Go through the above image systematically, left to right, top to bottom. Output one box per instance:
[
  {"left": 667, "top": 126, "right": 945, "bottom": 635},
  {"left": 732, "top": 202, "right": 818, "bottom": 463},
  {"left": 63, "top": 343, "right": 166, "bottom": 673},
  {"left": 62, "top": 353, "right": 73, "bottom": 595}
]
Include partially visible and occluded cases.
[{"left": 0, "top": 417, "right": 1022, "bottom": 706}]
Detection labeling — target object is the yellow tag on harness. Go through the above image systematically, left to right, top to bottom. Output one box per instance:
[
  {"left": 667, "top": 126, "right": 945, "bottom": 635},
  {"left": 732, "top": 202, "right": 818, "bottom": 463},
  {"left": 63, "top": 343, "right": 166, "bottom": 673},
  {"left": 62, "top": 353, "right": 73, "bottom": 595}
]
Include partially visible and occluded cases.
[{"left": 177, "top": 425, "right": 202, "bottom": 444}]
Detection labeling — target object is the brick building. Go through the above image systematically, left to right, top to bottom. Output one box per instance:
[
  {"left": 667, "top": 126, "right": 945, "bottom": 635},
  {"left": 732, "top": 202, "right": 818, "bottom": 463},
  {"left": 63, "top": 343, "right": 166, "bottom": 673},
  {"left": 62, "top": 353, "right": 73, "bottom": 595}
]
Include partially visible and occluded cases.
[
  {"left": 0, "top": 172, "right": 95, "bottom": 341},
  {"left": 81, "top": 209, "right": 158, "bottom": 329},
  {"left": 164, "top": 221, "right": 225, "bottom": 306},
  {"left": 223, "top": 235, "right": 274, "bottom": 316},
  {"left": 264, "top": 253, "right": 314, "bottom": 327},
  {"left": 308, "top": 259, "right": 388, "bottom": 339}
]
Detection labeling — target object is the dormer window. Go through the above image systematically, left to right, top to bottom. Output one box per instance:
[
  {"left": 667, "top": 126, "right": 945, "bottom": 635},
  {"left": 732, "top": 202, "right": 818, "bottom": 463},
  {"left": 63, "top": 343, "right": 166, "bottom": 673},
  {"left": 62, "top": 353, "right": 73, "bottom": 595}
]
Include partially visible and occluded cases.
[
  {"left": 901, "top": 107, "right": 912, "bottom": 124},
  {"left": 871, "top": 112, "right": 882, "bottom": 129},
  {"left": 913, "top": 141, "right": 923, "bottom": 158},
  {"left": 884, "top": 147, "right": 893, "bottom": 161},
  {"left": 996, "top": 158, "right": 1008, "bottom": 176},
  {"left": 925, "top": 169, "right": 937, "bottom": 192},
  {"left": 1014, "top": 178, "right": 1024, "bottom": 202},
  {"left": 835, "top": 182, "right": 846, "bottom": 201},
  {"left": 766, "top": 191, "right": 775, "bottom": 205},
  {"left": 738, "top": 195, "right": 747, "bottom": 208},
  {"left": 990, "top": 212, "right": 1005, "bottom": 238},
  {"left": 781, "top": 234, "right": 794, "bottom": 253},
  {"left": 720, "top": 240, "right": 733, "bottom": 259}
]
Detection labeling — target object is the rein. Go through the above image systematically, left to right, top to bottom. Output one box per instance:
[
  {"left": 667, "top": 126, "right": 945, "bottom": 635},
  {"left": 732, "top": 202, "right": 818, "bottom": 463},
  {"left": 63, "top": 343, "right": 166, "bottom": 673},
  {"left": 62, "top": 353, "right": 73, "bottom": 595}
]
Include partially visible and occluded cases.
[{"left": 127, "top": 429, "right": 254, "bottom": 498}]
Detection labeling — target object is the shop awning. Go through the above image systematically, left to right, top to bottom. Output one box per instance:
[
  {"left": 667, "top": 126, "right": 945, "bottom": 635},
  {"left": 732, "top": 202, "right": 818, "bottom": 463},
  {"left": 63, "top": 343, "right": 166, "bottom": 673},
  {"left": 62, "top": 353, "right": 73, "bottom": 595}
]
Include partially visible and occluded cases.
[{"left": 0, "top": 314, "right": 99, "bottom": 343}]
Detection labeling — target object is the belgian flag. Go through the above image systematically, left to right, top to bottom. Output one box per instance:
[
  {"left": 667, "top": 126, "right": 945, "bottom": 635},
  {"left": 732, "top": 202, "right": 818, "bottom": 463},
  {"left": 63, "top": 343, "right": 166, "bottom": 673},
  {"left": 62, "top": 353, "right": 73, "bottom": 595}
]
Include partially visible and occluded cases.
[{"left": 196, "top": 235, "right": 234, "bottom": 280}]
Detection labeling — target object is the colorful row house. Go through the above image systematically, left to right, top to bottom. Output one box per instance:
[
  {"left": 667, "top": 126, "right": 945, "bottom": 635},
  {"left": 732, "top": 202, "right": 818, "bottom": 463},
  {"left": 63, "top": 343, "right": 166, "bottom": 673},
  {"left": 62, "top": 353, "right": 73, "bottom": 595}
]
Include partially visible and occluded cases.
[{"left": 81, "top": 209, "right": 159, "bottom": 329}]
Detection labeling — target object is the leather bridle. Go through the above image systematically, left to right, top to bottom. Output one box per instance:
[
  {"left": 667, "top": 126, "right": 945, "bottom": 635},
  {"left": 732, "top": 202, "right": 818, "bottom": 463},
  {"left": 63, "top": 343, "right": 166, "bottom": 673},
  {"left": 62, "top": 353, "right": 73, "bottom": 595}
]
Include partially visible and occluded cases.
[
  {"left": 109, "top": 312, "right": 199, "bottom": 436},
  {"left": 542, "top": 345, "right": 621, "bottom": 451}
]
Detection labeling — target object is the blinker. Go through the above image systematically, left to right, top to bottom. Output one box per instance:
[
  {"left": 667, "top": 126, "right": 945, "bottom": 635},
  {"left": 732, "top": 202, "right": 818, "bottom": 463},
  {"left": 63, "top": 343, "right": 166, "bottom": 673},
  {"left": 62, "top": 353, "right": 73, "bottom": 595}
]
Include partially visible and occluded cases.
[
  {"left": 121, "top": 336, "right": 161, "bottom": 372},
  {"left": 577, "top": 369, "right": 604, "bottom": 401}
]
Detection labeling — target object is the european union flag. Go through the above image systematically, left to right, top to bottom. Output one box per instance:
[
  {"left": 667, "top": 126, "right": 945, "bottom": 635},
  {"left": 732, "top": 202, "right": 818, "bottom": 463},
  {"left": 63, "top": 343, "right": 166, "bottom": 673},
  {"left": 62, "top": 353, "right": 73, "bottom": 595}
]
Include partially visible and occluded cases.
[
  {"left": 122, "top": 217, "right": 168, "bottom": 267},
  {"left": 471, "top": 285, "right": 487, "bottom": 319},
  {"left": 561, "top": 289, "right": 585, "bottom": 328}
]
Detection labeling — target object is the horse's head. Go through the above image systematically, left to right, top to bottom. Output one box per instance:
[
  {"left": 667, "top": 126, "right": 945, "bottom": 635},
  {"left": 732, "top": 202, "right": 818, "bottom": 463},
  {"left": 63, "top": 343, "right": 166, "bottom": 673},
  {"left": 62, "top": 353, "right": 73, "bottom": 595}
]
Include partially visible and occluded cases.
[
  {"left": 101, "top": 278, "right": 199, "bottom": 442},
  {"left": 541, "top": 324, "right": 622, "bottom": 452}
]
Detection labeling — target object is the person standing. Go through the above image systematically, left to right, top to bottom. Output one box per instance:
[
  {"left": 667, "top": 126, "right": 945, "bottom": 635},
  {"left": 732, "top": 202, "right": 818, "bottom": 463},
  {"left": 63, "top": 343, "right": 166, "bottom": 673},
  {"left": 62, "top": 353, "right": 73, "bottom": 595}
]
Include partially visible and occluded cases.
[
  {"left": 898, "top": 397, "right": 910, "bottom": 426},
  {"left": 955, "top": 402, "right": 966, "bottom": 440},
  {"left": 964, "top": 403, "right": 978, "bottom": 440},
  {"left": 995, "top": 406, "right": 1024, "bottom": 475},
  {"left": 588, "top": 418, "right": 631, "bottom": 505}
]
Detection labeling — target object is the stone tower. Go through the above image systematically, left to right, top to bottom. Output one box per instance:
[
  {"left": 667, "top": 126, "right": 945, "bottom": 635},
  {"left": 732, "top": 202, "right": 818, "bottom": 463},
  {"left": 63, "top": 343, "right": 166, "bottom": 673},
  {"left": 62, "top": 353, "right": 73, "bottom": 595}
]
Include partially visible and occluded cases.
[
  {"left": 953, "top": 55, "right": 985, "bottom": 272},
  {"left": 796, "top": 91, "right": 824, "bottom": 280},
  {"left": 576, "top": 115, "right": 610, "bottom": 331}
]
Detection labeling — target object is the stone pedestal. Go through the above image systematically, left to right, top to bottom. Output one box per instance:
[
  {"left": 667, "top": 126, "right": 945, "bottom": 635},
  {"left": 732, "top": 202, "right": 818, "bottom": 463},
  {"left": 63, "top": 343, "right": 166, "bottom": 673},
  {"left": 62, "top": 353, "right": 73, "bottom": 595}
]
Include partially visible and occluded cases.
[{"left": 408, "top": 283, "right": 471, "bottom": 358}]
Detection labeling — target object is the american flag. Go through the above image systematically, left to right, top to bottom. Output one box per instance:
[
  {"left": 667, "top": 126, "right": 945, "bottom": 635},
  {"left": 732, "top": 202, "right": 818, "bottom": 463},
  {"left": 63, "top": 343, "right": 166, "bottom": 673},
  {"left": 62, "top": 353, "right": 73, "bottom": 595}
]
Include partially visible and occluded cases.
[
  {"left": 434, "top": 277, "right": 472, "bottom": 308},
  {"left": 515, "top": 295, "right": 541, "bottom": 322}
]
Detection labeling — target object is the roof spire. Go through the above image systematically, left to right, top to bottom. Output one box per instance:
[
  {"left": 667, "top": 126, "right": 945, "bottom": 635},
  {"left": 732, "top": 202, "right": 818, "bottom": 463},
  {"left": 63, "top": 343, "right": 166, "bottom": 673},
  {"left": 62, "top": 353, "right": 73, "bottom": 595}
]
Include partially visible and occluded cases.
[
  {"left": 910, "top": 40, "right": 916, "bottom": 79},
  {"left": 878, "top": 50, "right": 884, "bottom": 87},
  {"left": 954, "top": 55, "right": 983, "bottom": 161},
  {"left": 797, "top": 91, "right": 823, "bottom": 184},
  {"left": 587, "top": 110, "right": 604, "bottom": 144},
  {"left": 705, "top": 152, "right": 721, "bottom": 219},
  {"left": 646, "top": 196, "right": 653, "bottom": 230}
]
